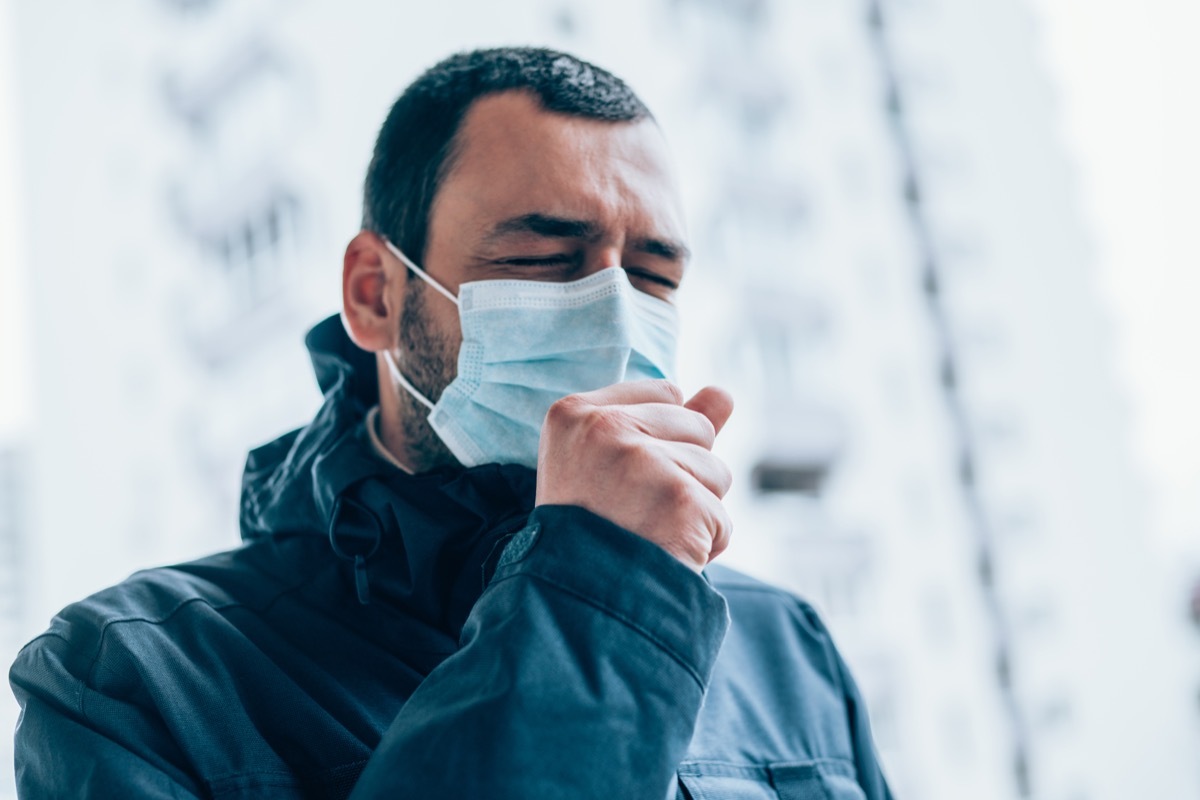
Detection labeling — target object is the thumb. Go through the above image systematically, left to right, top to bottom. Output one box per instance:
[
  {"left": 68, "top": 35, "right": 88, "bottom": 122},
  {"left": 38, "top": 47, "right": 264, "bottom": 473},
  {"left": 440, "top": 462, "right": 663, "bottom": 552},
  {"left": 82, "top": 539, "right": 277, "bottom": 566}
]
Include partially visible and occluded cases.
[{"left": 684, "top": 386, "right": 734, "bottom": 435}]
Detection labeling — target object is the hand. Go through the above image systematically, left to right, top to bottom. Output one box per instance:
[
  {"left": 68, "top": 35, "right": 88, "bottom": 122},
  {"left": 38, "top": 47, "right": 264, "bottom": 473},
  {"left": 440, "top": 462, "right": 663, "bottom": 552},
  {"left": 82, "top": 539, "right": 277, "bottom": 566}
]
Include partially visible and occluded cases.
[{"left": 535, "top": 380, "right": 735, "bottom": 573}]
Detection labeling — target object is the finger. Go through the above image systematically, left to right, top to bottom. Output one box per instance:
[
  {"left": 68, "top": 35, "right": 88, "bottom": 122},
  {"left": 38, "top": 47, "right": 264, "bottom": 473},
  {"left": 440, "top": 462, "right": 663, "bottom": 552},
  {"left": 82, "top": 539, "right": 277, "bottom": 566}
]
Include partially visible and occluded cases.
[
  {"left": 573, "top": 379, "right": 685, "bottom": 408},
  {"left": 684, "top": 386, "right": 734, "bottom": 435},
  {"left": 620, "top": 403, "right": 717, "bottom": 449},
  {"left": 661, "top": 441, "right": 734, "bottom": 498},
  {"left": 702, "top": 496, "right": 733, "bottom": 563}
]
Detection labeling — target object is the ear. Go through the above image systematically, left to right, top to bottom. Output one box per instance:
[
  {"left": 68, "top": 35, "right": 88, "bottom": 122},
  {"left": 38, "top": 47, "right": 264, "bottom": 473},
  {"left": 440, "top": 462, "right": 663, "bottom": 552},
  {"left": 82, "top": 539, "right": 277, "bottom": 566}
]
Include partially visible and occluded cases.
[{"left": 342, "top": 230, "right": 401, "bottom": 352}]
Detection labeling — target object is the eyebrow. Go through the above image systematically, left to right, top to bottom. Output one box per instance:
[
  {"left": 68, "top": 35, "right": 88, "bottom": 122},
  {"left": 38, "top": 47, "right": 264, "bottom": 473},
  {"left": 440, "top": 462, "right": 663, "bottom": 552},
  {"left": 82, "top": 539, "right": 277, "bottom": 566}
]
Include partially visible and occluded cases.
[{"left": 484, "top": 213, "right": 691, "bottom": 262}]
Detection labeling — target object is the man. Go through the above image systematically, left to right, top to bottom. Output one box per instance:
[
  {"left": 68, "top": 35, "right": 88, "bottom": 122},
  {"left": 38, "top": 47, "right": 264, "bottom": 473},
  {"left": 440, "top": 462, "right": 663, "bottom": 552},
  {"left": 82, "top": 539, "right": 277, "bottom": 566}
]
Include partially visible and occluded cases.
[{"left": 11, "top": 48, "right": 892, "bottom": 799}]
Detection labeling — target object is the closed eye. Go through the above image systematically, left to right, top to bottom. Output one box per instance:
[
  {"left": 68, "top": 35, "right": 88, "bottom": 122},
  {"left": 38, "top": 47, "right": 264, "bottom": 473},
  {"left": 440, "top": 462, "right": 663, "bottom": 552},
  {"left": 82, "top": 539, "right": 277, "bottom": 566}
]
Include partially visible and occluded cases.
[
  {"left": 496, "top": 255, "right": 575, "bottom": 266},
  {"left": 624, "top": 268, "right": 678, "bottom": 291}
]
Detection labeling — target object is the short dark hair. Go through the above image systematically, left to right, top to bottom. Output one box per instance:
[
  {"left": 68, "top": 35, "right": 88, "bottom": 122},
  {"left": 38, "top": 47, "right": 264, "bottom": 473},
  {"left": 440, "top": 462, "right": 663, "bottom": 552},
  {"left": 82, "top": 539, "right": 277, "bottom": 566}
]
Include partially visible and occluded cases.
[{"left": 362, "top": 47, "right": 652, "bottom": 262}]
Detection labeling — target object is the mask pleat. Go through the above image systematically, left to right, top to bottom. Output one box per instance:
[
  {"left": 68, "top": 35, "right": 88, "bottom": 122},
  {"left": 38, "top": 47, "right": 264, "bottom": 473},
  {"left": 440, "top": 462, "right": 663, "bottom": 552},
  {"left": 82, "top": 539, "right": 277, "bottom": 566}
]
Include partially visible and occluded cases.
[{"left": 391, "top": 260, "right": 680, "bottom": 469}]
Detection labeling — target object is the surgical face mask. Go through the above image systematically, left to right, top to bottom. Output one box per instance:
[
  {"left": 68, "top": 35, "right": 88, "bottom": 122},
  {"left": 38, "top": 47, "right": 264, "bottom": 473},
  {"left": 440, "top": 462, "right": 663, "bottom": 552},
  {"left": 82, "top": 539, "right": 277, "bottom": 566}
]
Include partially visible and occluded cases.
[{"left": 382, "top": 239, "right": 679, "bottom": 469}]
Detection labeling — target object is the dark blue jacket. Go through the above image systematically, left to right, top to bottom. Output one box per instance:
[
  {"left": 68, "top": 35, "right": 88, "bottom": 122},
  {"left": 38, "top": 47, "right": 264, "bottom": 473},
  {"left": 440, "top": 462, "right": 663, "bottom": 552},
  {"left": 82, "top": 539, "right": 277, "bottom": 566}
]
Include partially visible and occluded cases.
[{"left": 10, "top": 315, "right": 893, "bottom": 799}]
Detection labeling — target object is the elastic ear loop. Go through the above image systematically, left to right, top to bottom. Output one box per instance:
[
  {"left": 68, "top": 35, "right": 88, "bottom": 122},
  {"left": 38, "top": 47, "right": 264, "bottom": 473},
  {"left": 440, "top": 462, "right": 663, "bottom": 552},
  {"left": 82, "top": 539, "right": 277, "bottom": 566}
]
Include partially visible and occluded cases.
[
  {"left": 380, "top": 238, "right": 455, "bottom": 413},
  {"left": 382, "top": 238, "right": 460, "bottom": 306},
  {"left": 383, "top": 351, "right": 435, "bottom": 411}
]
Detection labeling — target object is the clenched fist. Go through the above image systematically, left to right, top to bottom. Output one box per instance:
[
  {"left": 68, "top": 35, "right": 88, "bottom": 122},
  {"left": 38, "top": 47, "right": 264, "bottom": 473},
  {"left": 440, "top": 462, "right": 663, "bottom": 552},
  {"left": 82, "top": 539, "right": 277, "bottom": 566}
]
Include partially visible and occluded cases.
[{"left": 535, "top": 380, "right": 735, "bottom": 573}]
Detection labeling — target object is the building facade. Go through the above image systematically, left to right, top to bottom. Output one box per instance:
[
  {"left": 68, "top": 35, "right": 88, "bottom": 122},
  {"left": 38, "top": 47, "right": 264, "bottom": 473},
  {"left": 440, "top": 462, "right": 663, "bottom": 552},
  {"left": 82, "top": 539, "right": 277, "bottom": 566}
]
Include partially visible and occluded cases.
[{"left": 5, "top": 0, "right": 1197, "bottom": 798}]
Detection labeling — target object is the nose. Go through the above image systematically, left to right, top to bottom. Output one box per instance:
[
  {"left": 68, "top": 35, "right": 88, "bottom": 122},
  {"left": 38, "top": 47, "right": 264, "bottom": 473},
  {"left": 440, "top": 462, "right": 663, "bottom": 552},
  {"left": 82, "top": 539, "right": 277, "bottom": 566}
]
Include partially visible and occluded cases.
[{"left": 584, "top": 244, "right": 623, "bottom": 276}]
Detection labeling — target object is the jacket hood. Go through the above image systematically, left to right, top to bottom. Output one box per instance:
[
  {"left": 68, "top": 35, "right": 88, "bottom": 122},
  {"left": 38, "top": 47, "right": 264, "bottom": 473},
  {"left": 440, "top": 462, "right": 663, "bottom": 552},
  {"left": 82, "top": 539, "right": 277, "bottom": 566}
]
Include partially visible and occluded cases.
[{"left": 238, "top": 314, "right": 536, "bottom": 632}]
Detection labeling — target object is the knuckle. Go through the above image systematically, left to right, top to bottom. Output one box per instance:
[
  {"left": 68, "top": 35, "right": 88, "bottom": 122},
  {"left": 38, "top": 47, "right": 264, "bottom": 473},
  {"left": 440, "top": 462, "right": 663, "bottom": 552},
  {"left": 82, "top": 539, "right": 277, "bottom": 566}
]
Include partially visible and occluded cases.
[
  {"left": 655, "top": 379, "right": 685, "bottom": 405},
  {"left": 545, "top": 394, "right": 587, "bottom": 427},
  {"left": 583, "top": 407, "right": 632, "bottom": 445},
  {"left": 626, "top": 440, "right": 659, "bottom": 471},
  {"left": 606, "top": 442, "right": 654, "bottom": 486},
  {"left": 664, "top": 473, "right": 696, "bottom": 507}
]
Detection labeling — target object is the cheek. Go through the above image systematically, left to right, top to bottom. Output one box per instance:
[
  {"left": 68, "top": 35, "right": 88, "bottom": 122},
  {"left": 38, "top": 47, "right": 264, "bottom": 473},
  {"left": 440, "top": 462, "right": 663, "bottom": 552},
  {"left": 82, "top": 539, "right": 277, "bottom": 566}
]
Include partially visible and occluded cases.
[
  {"left": 400, "top": 283, "right": 461, "bottom": 357},
  {"left": 429, "top": 301, "right": 464, "bottom": 350}
]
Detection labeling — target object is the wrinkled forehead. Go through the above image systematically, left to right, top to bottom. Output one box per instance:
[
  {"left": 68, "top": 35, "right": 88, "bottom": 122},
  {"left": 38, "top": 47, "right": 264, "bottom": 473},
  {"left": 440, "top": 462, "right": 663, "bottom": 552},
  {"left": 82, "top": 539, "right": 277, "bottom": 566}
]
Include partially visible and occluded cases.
[{"left": 430, "top": 91, "right": 686, "bottom": 243}]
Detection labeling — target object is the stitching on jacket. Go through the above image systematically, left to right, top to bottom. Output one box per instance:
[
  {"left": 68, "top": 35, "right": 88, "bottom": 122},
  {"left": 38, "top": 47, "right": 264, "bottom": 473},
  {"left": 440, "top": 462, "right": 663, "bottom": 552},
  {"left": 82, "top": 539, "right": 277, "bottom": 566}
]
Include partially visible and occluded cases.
[
  {"left": 80, "top": 570, "right": 326, "bottom": 720},
  {"left": 12, "top": 631, "right": 86, "bottom": 716},
  {"left": 678, "top": 756, "right": 857, "bottom": 773},
  {"left": 205, "top": 758, "right": 370, "bottom": 797}
]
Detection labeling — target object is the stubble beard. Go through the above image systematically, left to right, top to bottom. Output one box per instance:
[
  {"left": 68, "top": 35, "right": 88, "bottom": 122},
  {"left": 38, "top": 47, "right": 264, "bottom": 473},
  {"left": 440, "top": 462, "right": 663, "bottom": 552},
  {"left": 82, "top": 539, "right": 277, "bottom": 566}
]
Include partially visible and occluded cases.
[{"left": 395, "top": 279, "right": 461, "bottom": 471}]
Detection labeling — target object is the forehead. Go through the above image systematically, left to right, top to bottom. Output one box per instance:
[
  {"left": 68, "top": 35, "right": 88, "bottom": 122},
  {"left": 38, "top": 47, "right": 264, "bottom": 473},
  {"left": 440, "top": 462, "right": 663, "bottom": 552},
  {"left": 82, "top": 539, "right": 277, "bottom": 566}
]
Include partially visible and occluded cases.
[{"left": 428, "top": 91, "right": 685, "bottom": 244}]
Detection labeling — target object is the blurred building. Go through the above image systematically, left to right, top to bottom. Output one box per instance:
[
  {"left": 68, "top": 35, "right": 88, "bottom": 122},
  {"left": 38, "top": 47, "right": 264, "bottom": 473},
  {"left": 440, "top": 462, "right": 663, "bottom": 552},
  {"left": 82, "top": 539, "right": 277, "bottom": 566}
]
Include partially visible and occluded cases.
[
  {"left": 4, "top": 0, "right": 1197, "bottom": 799},
  {"left": 665, "top": 2, "right": 1200, "bottom": 799},
  {"left": 0, "top": 447, "right": 23, "bottom": 797}
]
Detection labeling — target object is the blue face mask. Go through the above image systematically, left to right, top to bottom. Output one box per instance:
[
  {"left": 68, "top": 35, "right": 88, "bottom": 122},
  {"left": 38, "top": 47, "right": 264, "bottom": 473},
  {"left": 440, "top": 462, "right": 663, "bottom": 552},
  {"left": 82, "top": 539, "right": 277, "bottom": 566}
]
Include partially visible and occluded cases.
[{"left": 382, "top": 240, "right": 679, "bottom": 469}]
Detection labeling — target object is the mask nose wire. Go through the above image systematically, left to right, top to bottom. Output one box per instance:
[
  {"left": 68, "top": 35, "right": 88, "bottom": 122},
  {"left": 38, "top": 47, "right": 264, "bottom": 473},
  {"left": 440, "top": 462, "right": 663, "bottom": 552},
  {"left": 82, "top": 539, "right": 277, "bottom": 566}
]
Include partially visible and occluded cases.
[{"left": 382, "top": 238, "right": 461, "bottom": 307}]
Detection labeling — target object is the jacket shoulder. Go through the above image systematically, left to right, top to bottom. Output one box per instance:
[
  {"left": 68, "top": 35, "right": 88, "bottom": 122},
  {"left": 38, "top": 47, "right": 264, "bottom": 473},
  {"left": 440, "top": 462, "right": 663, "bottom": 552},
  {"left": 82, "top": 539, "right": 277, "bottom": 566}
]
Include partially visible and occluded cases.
[
  {"left": 15, "top": 540, "right": 319, "bottom": 673},
  {"left": 702, "top": 563, "right": 848, "bottom": 698},
  {"left": 705, "top": 563, "right": 828, "bottom": 631}
]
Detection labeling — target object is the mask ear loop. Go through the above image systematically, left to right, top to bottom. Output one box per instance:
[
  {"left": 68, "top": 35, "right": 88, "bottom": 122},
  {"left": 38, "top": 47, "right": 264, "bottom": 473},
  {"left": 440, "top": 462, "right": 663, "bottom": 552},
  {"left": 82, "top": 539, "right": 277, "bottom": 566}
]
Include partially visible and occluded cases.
[
  {"left": 379, "top": 238, "right": 453, "bottom": 412},
  {"left": 382, "top": 238, "right": 460, "bottom": 306},
  {"left": 384, "top": 351, "right": 435, "bottom": 411}
]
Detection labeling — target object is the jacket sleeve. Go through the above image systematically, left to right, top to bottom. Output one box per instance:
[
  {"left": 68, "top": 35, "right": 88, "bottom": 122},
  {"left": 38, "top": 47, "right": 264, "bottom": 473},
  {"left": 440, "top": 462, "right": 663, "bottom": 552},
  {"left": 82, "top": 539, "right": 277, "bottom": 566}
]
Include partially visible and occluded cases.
[
  {"left": 348, "top": 504, "right": 731, "bottom": 800},
  {"left": 10, "top": 633, "right": 207, "bottom": 798}
]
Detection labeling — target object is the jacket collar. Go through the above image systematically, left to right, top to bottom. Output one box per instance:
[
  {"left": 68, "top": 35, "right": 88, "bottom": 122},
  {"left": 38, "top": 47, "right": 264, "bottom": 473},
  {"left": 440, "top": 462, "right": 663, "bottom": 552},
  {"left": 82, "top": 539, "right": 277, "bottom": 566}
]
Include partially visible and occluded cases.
[{"left": 238, "top": 314, "right": 536, "bottom": 633}]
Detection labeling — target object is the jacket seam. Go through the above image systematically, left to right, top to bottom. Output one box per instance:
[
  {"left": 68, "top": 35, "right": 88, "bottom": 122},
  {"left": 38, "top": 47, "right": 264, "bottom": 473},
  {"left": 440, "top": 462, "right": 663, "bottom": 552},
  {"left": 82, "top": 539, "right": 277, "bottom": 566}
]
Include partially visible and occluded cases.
[
  {"left": 489, "top": 570, "right": 710, "bottom": 689},
  {"left": 80, "top": 572, "right": 325, "bottom": 720},
  {"left": 708, "top": 581, "right": 801, "bottom": 600},
  {"left": 709, "top": 582, "right": 829, "bottom": 644},
  {"left": 13, "top": 629, "right": 74, "bottom": 661},
  {"left": 12, "top": 631, "right": 85, "bottom": 716},
  {"left": 678, "top": 756, "right": 857, "bottom": 770},
  {"left": 205, "top": 758, "right": 371, "bottom": 797}
]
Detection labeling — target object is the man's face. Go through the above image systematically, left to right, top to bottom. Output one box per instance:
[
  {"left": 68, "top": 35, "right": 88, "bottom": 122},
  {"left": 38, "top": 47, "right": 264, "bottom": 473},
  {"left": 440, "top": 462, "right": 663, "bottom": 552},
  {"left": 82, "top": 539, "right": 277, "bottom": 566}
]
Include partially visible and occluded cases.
[{"left": 391, "top": 89, "right": 689, "bottom": 468}]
